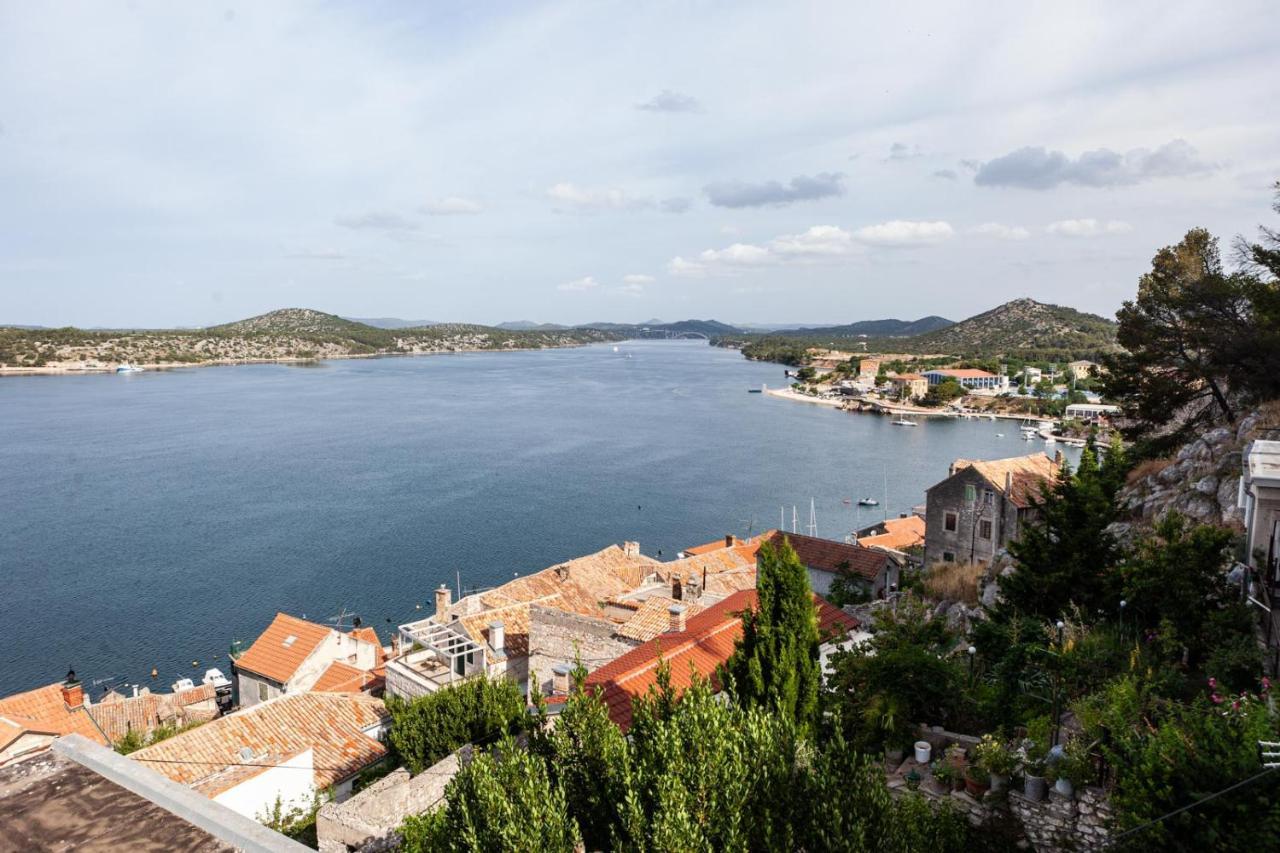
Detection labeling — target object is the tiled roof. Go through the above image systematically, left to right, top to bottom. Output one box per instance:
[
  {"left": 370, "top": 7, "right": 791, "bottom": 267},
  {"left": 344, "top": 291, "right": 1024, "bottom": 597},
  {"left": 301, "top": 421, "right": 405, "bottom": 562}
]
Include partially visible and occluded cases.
[
  {"left": 924, "top": 368, "right": 996, "bottom": 379},
  {"left": 893, "top": 373, "right": 925, "bottom": 381},
  {"left": 946, "top": 452, "right": 1059, "bottom": 509},
  {"left": 857, "top": 515, "right": 926, "bottom": 552},
  {"left": 762, "top": 531, "right": 891, "bottom": 581},
  {"left": 682, "top": 533, "right": 773, "bottom": 560},
  {"left": 462, "top": 545, "right": 661, "bottom": 620},
  {"left": 584, "top": 590, "right": 856, "bottom": 730},
  {"left": 615, "top": 596, "right": 707, "bottom": 642},
  {"left": 456, "top": 597, "right": 547, "bottom": 662},
  {"left": 232, "top": 612, "right": 333, "bottom": 685},
  {"left": 311, "top": 661, "right": 383, "bottom": 694},
  {"left": 0, "top": 682, "right": 108, "bottom": 747},
  {"left": 88, "top": 684, "right": 219, "bottom": 745},
  {"left": 130, "top": 693, "right": 389, "bottom": 797}
]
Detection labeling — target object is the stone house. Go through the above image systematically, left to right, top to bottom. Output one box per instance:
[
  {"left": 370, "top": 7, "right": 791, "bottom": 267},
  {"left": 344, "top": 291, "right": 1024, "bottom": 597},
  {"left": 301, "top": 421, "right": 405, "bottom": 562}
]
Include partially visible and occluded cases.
[
  {"left": 890, "top": 373, "right": 928, "bottom": 400},
  {"left": 923, "top": 452, "right": 1060, "bottom": 566},
  {"left": 231, "top": 613, "right": 384, "bottom": 709}
]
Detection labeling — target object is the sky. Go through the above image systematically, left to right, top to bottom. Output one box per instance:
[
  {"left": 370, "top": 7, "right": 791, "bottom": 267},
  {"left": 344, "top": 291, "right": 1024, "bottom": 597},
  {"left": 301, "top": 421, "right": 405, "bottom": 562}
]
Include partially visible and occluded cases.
[{"left": 2, "top": 1, "right": 1278, "bottom": 328}]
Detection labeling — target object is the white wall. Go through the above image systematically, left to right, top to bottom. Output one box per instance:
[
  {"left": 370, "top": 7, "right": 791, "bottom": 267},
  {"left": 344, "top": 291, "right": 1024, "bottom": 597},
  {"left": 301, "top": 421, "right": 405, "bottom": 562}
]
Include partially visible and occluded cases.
[
  {"left": 806, "top": 568, "right": 833, "bottom": 597},
  {"left": 214, "top": 748, "right": 316, "bottom": 822}
]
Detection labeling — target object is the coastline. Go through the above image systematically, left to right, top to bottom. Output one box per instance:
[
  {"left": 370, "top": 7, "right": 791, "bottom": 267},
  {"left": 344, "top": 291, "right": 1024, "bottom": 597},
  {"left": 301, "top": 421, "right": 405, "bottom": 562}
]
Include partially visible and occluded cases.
[
  {"left": 0, "top": 341, "right": 603, "bottom": 378},
  {"left": 764, "top": 387, "right": 843, "bottom": 408}
]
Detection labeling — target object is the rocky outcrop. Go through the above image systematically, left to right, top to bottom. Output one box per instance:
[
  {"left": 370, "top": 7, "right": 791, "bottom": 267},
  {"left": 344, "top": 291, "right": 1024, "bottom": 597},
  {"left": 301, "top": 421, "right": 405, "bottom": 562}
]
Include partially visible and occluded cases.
[{"left": 1115, "top": 409, "right": 1270, "bottom": 529}]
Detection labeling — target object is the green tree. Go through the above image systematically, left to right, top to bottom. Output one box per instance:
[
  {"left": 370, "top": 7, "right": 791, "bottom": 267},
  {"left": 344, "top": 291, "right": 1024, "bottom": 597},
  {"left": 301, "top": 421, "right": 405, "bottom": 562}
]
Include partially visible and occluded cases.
[
  {"left": 922, "top": 378, "right": 964, "bottom": 407},
  {"left": 998, "top": 443, "right": 1121, "bottom": 620},
  {"left": 1119, "top": 512, "right": 1234, "bottom": 665},
  {"left": 722, "top": 539, "right": 822, "bottom": 733},
  {"left": 385, "top": 677, "right": 529, "bottom": 774},
  {"left": 400, "top": 737, "right": 580, "bottom": 853}
]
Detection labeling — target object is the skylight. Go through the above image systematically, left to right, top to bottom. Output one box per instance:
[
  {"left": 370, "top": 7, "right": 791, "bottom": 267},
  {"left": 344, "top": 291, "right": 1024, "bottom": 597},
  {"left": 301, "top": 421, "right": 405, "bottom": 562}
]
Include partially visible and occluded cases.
[{"left": 282, "top": 635, "right": 297, "bottom": 647}]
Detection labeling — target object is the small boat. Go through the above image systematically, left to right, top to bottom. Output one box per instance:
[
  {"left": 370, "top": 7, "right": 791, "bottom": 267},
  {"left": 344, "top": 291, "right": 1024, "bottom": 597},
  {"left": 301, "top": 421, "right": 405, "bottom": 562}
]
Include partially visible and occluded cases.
[
  {"left": 612, "top": 346, "right": 619, "bottom": 352},
  {"left": 116, "top": 364, "right": 144, "bottom": 374},
  {"left": 748, "top": 387, "right": 763, "bottom": 393},
  {"left": 892, "top": 417, "right": 917, "bottom": 427},
  {"left": 995, "top": 433, "right": 1005, "bottom": 438},
  {"left": 842, "top": 498, "right": 852, "bottom": 505},
  {"left": 858, "top": 498, "right": 880, "bottom": 507},
  {"left": 202, "top": 668, "right": 232, "bottom": 689}
]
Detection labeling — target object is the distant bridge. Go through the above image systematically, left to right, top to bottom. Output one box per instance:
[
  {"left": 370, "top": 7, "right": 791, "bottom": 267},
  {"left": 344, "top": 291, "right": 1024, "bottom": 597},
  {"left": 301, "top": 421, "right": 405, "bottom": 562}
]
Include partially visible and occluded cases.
[{"left": 636, "top": 328, "right": 710, "bottom": 340}]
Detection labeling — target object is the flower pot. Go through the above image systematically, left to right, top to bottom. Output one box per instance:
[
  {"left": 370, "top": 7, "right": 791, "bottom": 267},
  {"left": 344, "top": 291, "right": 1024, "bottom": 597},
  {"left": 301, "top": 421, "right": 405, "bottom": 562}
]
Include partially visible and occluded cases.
[
  {"left": 914, "top": 741, "right": 932, "bottom": 764},
  {"left": 886, "top": 747, "right": 905, "bottom": 767},
  {"left": 989, "top": 773, "right": 1009, "bottom": 793},
  {"left": 1023, "top": 774, "right": 1047, "bottom": 802},
  {"left": 952, "top": 776, "right": 966, "bottom": 792},
  {"left": 964, "top": 776, "right": 989, "bottom": 798},
  {"left": 1053, "top": 777, "right": 1074, "bottom": 798}
]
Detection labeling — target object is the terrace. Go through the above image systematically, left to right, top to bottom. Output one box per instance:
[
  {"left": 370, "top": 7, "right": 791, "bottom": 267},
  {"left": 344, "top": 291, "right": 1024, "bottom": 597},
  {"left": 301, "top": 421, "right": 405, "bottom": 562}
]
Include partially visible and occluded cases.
[{"left": 385, "top": 619, "right": 486, "bottom": 700}]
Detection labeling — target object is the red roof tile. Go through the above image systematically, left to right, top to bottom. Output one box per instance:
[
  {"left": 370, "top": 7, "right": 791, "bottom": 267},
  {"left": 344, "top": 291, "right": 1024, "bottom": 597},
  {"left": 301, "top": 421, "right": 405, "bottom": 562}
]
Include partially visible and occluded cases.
[
  {"left": 856, "top": 516, "right": 926, "bottom": 552},
  {"left": 763, "top": 532, "right": 891, "bottom": 581},
  {"left": 583, "top": 590, "right": 856, "bottom": 730},
  {"left": 233, "top": 613, "right": 333, "bottom": 685},
  {"left": 311, "top": 661, "right": 383, "bottom": 694},
  {"left": 0, "top": 682, "right": 108, "bottom": 748},
  {"left": 87, "top": 684, "right": 219, "bottom": 745}
]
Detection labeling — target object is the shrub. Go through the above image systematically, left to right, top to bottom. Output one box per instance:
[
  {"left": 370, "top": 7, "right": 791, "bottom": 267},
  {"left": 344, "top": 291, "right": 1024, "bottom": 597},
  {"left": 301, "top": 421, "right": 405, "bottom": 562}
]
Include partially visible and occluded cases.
[
  {"left": 920, "top": 561, "right": 984, "bottom": 605},
  {"left": 386, "top": 677, "right": 529, "bottom": 774}
]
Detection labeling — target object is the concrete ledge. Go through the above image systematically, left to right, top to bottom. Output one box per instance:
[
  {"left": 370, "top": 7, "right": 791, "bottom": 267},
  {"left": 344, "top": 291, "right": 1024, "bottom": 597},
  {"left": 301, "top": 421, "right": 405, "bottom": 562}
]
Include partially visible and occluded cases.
[{"left": 53, "top": 735, "right": 309, "bottom": 853}]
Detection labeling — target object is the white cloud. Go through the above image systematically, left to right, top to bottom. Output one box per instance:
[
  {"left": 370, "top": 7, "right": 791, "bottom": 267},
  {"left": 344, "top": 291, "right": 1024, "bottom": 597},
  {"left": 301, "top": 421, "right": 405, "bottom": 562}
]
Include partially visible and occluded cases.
[
  {"left": 636, "top": 89, "right": 703, "bottom": 113},
  {"left": 547, "top": 183, "right": 648, "bottom": 212},
  {"left": 420, "top": 196, "right": 482, "bottom": 215},
  {"left": 334, "top": 211, "right": 419, "bottom": 231},
  {"left": 1046, "top": 219, "right": 1133, "bottom": 237},
  {"left": 853, "top": 220, "right": 954, "bottom": 246},
  {"left": 971, "top": 222, "right": 1030, "bottom": 241},
  {"left": 770, "top": 225, "right": 857, "bottom": 257},
  {"left": 699, "top": 242, "right": 775, "bottom": 266},
  {"left": 284, "top": 247, "right": 345, "bottom": 259},
  {"left": 668, "top": 256, "right": 709, "bottom": 278},
  {"left": 622, "top": 274, "right": 655, "bottom": 285},
  {"left": 556, "top": 275, "right": 601, "bottom": 292}
]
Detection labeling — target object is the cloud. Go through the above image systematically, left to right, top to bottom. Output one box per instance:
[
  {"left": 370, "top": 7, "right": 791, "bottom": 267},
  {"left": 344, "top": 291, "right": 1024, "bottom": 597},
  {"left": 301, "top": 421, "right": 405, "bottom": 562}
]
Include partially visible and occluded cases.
[
  {"left": 636, "top": 89, "right": 704, "bottom": 113},
  {"left": 975, "top": 139, "right": 1215, "bottom": 189},
  {"left": 886, "top": 142, "right": 922, "bottom": 161},
  {"left": 932, "top": 169, "right": 958, "bottom": 181},
  {"left": 703, "top": 172, "right": 845, "bottom": 208},
  {"left": 547, "top": 182, "right": 648, "bottom": 212},
  {"left": 420, "top": 196, "right": 482, "bottom": 215},
  {"left": 660, "top": 196, "right": 692, "bottom": 213},
  {"left": 334, "top": 211, "right": 419, "bottom": 231},
  {"left": 1045, "top": 218, "right": 1133, "bottom": 237},
  {"left": 853, "top": 220, "right": 954, "bottom": 246},
  {"left": 971, "top": 222, "right": 1030, "bottom": 240},
  {"left": 770, "top": 225, "right": 857, "bottom": 257},
  {"left": 699, "top": 242, "right": 776, "bottom": 266},
  {"left": 284, "top": 247, "right": 346, "bottom": 260},
  {"left": 667, "top": 256, "right": 709, "bottom": 278},
  {"left": 622, "top": 274, "right": 655, "bottom": 285},
  {"left": 557, "top": 275, "right": 601, "bottom": 292}
]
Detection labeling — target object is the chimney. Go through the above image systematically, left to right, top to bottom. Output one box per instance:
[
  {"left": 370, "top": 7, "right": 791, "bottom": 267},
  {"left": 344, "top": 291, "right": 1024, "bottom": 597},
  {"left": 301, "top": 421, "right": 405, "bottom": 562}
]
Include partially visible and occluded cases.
[
  {"left": 1005, "top": 470, "right": 1014, "bottom": 494},
  {"left": 725, "top": 534, "right": 736, "bottom": 548},
  {"left": 622, "top": 541, "right": 640, "bottom": 557},
  {"left": 671, "top": 575, "right": 684, "bottom": 601},
  {"left": 434, "top": 584, "right": 451, "bottom": 622},
  {"left": 668, "top": 604, "right": 687, "bottom": 633},
  {"left": 489, "top": 621, "right": 505, "bottom": 655},
  {"left": 552, "top": 663, "right": 572, "bottom": 696},
  {"left": 61, "top": 668, "right": 83, "bottom": 709}
]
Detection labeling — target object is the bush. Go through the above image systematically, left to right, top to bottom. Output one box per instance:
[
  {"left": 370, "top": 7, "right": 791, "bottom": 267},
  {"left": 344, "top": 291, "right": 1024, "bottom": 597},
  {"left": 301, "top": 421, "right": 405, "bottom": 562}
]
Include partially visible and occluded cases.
[
  {"left": 920, "top": 561, "right": 984, "bottom": 605},
  {"left": 386, "top": 677, "right": 530, "bottom": 774}
]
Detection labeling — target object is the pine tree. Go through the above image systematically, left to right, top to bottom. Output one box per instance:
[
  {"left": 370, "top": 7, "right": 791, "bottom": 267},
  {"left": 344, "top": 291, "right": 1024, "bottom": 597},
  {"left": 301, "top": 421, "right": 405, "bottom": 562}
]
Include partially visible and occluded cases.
[
  {"left": 998, "top": 443, "right": 1121, "bottom": 620},
  {"left": 723, "top": 538, "right": 821, "bottom": 733}
]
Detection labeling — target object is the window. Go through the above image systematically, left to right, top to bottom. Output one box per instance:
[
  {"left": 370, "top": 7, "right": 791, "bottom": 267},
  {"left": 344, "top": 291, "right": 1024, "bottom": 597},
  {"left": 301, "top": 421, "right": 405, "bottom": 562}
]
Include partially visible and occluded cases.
[
  {"left": 964, "top": 484, "right": 976, "bottom": 503},
  {"left": 984, "top": 489, "right": 994, "bottom": 505},
  {"left": 944, "top": 511, "right": 958, "bottom": 532},
  {"left": 979, "top": 520, "right": 993, "bottom": 540},
  {"left": 943, "top": 551, "right": 955, "bottom": 563},
  {"left": 258, "top": 682, "right": 268, "bottom": 702}
]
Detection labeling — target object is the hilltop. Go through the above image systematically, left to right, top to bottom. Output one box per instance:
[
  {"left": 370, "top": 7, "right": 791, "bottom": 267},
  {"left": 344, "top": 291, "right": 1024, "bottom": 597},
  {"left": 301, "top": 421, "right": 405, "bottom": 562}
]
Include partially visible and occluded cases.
[
  {"left": 905, "top": 298, "right": 1117, "bottom": 358},
  {"left": 0, "top": 309, "right": 624, "bottom": 373},
  {"left": 771, "top": 315, "right": 954, "bottom": 339}
]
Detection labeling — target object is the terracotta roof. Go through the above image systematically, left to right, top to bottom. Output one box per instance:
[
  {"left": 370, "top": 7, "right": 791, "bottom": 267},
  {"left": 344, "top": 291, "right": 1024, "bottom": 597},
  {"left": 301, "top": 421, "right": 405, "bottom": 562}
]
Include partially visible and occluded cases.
[
  {"left": 924, "top": 368, "right": 996, "bottom": 379},
  {"left": 893, "top": 373, "right": 925, "bottom": 381},
  {"left": 945, "top": 452, "right": 1059, "bottom": 509},
  {"left": 857, "top": 515, "right": 926, "bottom": 552},
  {"left": 762, "top": 532, "right": 891, "bottom": 581},
  {"left": 682, "top": 533, "right": 772, "bottom": 560},
  {"left": 584, "top": 590, "right": 856, "bottom": 730},
  {"left": 615, "top": 596, "right": 707, "bottom": 642},
  {"left": 456, "top": 597, "right": 546, "bottom": 662},
  {"left": 232, "top": 612, "right": 333, "bottom": 685},
  {"left": 311, "top": 661, "right": 383, "bottom": 694},
  {"left": 0, "top": 682, "right": 108, "bottom": 748},
  {"left": 88, "top": 684, "right": 219, "bottom": 745},
  {"left": 130, "top": 693, "right": 389, "bottom": 797}
]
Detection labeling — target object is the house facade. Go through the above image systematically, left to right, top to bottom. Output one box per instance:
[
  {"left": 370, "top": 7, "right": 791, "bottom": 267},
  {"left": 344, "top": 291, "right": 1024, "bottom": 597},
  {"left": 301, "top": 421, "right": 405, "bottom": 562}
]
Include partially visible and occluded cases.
[
  {"left": 921, "top": 368, "right": 1004, "bottom": 391},
  {"left": 890, "top": 373, "right": 928, "bottom": 400},
  {"left": 923, "top": 452, "right": 1059, "bottom": 566},
  {"left": 231, "top": 613, "right": 383, "bottom": 709}
]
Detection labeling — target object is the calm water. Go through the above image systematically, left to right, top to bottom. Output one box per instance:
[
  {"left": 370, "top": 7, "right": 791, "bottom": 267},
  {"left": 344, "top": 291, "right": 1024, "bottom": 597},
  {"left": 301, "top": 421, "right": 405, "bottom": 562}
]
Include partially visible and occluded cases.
[{"left": 0, "top": 341, "right": 1069, "bottom": 696}]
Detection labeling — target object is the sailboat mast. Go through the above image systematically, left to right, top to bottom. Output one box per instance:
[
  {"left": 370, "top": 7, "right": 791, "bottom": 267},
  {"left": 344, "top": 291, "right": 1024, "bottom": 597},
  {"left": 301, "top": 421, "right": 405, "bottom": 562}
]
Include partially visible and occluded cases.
[{"left": 807, "top": 497, "right": 817, "bottom": 537}]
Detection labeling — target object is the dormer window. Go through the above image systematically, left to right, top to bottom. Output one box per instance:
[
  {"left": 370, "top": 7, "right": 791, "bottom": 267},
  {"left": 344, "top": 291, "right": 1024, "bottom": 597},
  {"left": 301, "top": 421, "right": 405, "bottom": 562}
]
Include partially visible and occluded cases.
[{"left": 282, "top": 635, "right": 297, "bottom": 648}]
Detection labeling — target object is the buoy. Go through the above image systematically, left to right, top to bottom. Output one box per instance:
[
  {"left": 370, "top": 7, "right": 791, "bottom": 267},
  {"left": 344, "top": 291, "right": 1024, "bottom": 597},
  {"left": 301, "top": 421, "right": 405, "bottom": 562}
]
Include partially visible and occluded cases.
[
  {"left": 415, "top": 603, "right": 421, "bottom": 610},
  {"left": 191, "top": 660, "right": 198, "bottom": 667},
  {"left": 150, "top": 667, "right": 158, "bottom": 678}
]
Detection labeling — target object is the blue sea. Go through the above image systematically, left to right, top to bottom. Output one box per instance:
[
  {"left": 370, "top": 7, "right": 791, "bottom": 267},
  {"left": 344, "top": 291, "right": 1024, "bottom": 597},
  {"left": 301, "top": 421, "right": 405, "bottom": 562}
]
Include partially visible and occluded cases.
[{"left": 0, "top": 341, "right": 1067, "bottom": 696}]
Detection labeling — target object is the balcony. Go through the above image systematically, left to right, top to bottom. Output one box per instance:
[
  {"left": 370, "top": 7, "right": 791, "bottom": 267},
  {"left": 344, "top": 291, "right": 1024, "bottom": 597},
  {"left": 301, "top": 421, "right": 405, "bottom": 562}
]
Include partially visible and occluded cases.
[{"left": 385, "top": 619, "right": 486, "bottom": 700}]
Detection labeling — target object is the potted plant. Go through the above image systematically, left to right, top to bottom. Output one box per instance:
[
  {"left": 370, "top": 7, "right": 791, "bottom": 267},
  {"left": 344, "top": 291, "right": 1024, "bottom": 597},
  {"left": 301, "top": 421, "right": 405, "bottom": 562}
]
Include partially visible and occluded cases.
[
  {"left": 1019, "top": 719, "right": 1050, "bottom": 802},
  {"left": 974, "top": 734, "right": 1016, "bottom": 793},
  {"left": 1049, "top": 740, "right": 1092, "bottom": 799},
  {"left": 943, "top": 744, "right": 968, "bottom": 791},
  {"left": 930, "top": 760, "right": 956, "bottom": 794},
  {"left": 964, "top": 763, "right": 989, "bottom": 798},
  {"left": 905, "top": 768, "right": 922, "bottom": 791}
]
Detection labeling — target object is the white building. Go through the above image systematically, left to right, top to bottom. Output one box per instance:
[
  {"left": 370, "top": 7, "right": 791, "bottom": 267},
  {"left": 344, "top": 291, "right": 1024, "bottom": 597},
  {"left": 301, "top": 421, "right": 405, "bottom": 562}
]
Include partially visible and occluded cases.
[
  {"left": 1063, "top": 403, "right": 1121, "bottom": 420},
  {"left": 231, "top": 613, "right": 384, "bottom": 708}
]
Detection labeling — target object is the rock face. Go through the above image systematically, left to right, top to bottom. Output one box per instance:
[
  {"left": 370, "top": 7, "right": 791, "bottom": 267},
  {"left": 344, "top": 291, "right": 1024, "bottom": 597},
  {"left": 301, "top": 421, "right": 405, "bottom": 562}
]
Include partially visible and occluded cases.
[{"left": 1114, "top": 409, "right": 1267, "bottom": 529}]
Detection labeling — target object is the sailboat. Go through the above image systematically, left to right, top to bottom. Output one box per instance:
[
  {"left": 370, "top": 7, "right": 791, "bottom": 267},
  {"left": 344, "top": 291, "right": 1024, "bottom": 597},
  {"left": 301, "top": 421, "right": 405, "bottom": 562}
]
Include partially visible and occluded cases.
[{"left": 891, "top": 415, "right": 917, "bottom": 427}]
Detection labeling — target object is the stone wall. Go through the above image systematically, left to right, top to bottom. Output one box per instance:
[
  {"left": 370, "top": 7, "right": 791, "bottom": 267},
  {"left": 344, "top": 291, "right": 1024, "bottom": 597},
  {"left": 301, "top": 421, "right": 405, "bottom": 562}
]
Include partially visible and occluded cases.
[{"left": 526, "top": 606, "right": 636, "bottom": 696}]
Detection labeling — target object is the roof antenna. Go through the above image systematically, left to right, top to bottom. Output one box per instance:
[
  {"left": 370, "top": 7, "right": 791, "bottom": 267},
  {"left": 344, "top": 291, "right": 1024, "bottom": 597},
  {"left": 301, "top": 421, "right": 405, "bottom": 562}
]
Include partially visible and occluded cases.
[
  {"left": 807, "top": 498, "right": 817, "bottom": 537},
  {"left": 792, "top": 505, "right": 798, "bottom": 534},
  {"left": 328, "top": 605, "right": 358, "bottom": 631}
]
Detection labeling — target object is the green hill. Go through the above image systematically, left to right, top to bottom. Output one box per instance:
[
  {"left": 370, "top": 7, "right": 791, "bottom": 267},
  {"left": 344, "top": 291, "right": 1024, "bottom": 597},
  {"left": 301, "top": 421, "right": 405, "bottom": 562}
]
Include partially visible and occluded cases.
[{"left": 904, "top": 298, "right": 1117, "bottom": 358}]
